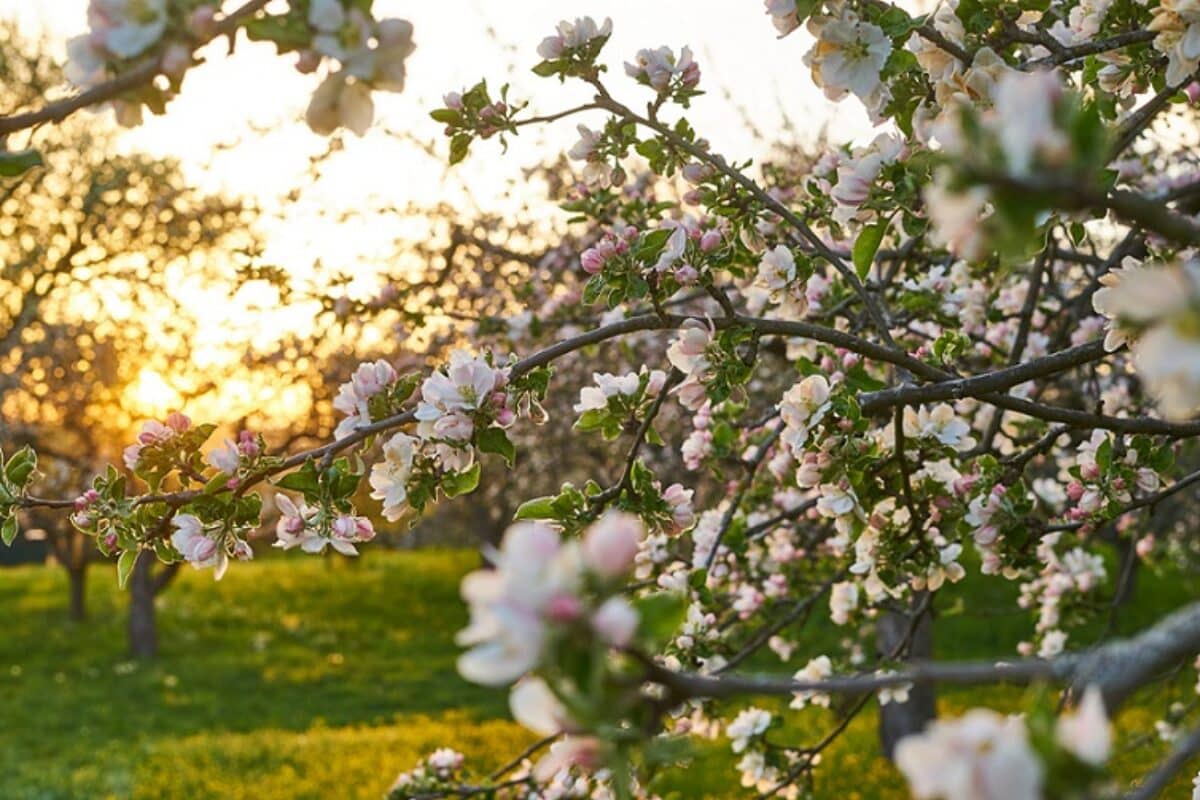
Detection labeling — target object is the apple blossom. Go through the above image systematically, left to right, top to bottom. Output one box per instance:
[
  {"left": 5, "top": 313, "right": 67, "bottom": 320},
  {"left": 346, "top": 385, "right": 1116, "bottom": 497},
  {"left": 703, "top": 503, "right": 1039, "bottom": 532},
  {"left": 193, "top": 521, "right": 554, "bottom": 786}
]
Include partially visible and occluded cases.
[
  {"left": 1056, "top": 685, "right": 1111, "bottom": 766},
  {"left": 896, "top": 709, "right": 1043, "bottom": 800}
]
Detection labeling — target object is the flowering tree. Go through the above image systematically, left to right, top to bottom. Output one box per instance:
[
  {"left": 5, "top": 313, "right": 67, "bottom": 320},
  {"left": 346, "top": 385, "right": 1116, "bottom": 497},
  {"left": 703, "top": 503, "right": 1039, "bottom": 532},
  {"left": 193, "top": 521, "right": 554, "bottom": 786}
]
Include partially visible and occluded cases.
[{"left": 7, "top": 0, "right": 1200, "bottom": 797}]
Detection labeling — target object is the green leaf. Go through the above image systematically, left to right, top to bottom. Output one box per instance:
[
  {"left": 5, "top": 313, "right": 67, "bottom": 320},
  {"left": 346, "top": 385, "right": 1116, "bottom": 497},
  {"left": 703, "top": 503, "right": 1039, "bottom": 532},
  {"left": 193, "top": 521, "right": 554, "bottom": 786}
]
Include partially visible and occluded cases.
[
  {"left": 243, "top": 14, "right": 311, "bottom": 53},
  {"left": 531, "top": 60, "right": 561, "bottom": 77},
  {"left": 429, "top": 108, "right": 462, "bottom": 125},
  {"left": 448, "top": 133, "right": 473, "bottom": 165},
  {"left": 0, "top": 149, "right": 42, "bottom": 177},
  {"left": 852, "top": 223, "right": 885, "bottom": 280},
  {"left": 477, "top": 426, "right": 516, "bottom": 467},
  {"left": 4, "top": 446, "right": 37, "bottom": 487},
  {"left": 276, "top": 461, "right": 321, "bottom": 500},
  {"left": 442, "top": 462, "right": 481, "bottom": 498},
  {"left": 201, "top": 472, "right": 231, "bottom": 496},
  {"left": 514, "top": 495, "right": 556, "bottom": 520},
  {"left": 1, "top": 515, "right": 16, "bottom": 546},
  {"left": 117, "top": 549, "right": 138, "bottom": 589}
]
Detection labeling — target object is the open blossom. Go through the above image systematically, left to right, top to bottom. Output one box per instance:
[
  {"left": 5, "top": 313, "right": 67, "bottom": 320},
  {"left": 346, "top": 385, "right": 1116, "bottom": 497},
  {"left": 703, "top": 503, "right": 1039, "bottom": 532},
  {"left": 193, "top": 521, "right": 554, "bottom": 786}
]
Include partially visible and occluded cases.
[
  {"left": 85, "top": 0, "right": 168, "bottom": 60},
  {"left": 764, "top": 0, "right": 801, "bottom": 37},
  {"left": 1149, "top": 0, "right": 1200, "bottom": 86},
  {"left": 305, "top": 11, "right": 415, "bottom": 135},
  {"left": 804, "top": 11, "right": 891, "bottom": 113},
  {"left": 537, "top": 16, "right": 612, "bottom": 59},
  {"left": 625, "top": 45, "right": 700, "bottom": 93},
  {"left": 992, "top": 70, "right": 1069, "bottom": 177},
  {"left": 306, "top": 74, "right": 374, "bottom": 137},
  {"left": 568, "top": 125, "right": 612, "bottom": 188},
  {"left": 831, "top": 134, "right": 906, "bottom": 228},
  {"left": 924, "top": 172, "right": 990, "bottom": 261},
  {"left": 654, "top": 226, "right": 689, "bottom": 273},
  {"left": 756, "top": 245, "right": 796, "bottom": 291},
  {"left": 1093, "top": 257, "right": 1193, "bottom": 350},
  {"left": 1092, "top": 258, "right": 1200, "bottom": 419},
  {"left": 668, "top": 321, "right": 712, "bottom": 375},
  {"left": 416, "top": 349, "right": 508, "bottom": 439},
  {"left": 334, "top": 360, "right": 398, "bottom": 439},
  {"left": 574, "top": 370, "right": 648, "bottom": 413},
  {"left": 779, "top": 374, "right": 832, "bottom": 453},
  {"left": 902, "top": 404, "right": 976, "bottom": 451},
  {"left": 122, "top": 412, "right": 191, "bottom": 471},
  {"left": 681, "top": 428, "right": 713, "bottom": 469},
  {"left": 369, "top": 432, "right": 418, "bottom": 522},
  {"left": 206, "top": 439, "right": 241, "bottom": 474},
  {"left": 662, "top": 482, "right": 696, "bottom": 531},
  {"left": 273, "top": 494, "right": 374, "bottom": 556},
  {"left": 582, "top": 511, "right": 643, "bottom": 576},
  {"left": 171, "top": 513, "right": 232, "bottom": 579},
  {"left": 457, "top": 516, "right": 644, "bottom": 687},
  {"left": 457, "top": 524, "right": 573, "bottom": 685},
  {"left": 829, "top": 580, "right": 859, "bottom": 625},
  {"left": 591, "top": 595, "right": 639, "bottom": 646},
  {"left": 790, "top": 655, "right": 833, "bottom": 709},
  {"left": 509, "top": 677, "right": 603, "bottom": 780},
  {"left": 1056, "top": 686, "right": 1111, "bottom": 766},
  {"left": 726, "top": 707, "right": 772, "bottom": 753},
  {"left": 896, "top": 709, "right": 1043, "bottom": 800}
]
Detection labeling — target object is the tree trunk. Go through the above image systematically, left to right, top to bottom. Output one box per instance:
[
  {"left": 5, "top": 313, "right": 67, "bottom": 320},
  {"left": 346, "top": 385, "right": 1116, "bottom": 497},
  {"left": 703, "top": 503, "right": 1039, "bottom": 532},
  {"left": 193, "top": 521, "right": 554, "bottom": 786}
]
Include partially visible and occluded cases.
[
  {"left": 128, "top": 551, "right": 158, "bottom": 659},
  {"left": 67, "top": 563, "right": 87, "bottom": 622},
  {"left": 877, "top": 599, "right": 936, "bottom": 760}
]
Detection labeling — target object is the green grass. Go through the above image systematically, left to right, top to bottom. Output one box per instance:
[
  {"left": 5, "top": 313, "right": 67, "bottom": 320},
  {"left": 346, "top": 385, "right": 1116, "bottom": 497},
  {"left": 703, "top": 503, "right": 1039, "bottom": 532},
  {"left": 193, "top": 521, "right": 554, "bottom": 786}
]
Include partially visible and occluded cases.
[{"left": 0, "top": 550, "right": 1194, "bottom": 798}]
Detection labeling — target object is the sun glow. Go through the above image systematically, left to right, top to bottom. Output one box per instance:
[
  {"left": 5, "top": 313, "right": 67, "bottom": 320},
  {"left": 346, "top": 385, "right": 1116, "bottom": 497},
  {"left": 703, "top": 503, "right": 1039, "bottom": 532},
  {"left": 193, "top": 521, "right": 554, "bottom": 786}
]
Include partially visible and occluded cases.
[
  {"left": 0, "top": 0, "right": 880, "bottom": 432},
  {"left": 124, "top": 368, "right": 183, "bottom": 418}
]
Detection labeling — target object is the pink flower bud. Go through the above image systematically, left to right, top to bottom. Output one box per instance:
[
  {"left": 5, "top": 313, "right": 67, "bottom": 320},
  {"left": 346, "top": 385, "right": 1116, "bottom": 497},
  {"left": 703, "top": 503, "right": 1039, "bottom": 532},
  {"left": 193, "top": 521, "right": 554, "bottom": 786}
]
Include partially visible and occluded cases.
[
  {"left": 189, "top": 6, "right": 218, "bottom": 39},
  {"left": 160, "top": 44, "right": 191, "bottom": 77},
  {"left": 295, "top": 49, "right": 321, "bottom": 74},
  {"left": 443, "top": 92, "right": 464, "bottom": 110},
  {"left": 699, "top": 230, "right": 721, "bottom": 252},
  {"left": 580, "top": 247, "right": 606, "bottom": 274},
  {"left": 674, "top": 264, "right": 698, "bottom": 285},
  {"left": 166, "top": 412, "right": 191, "bottom": 433},
  {"left": 1066, "top": 480, "right": 1084, "bottom": 502},
  {"left": 582, "top": 511, "right": 643, "bottom": 577},
  {"left": 1135, "top": 535, "right": 1155, "bottom": 559},
  {"left": 546, "top": 592, "right": 582, "bottom": 622},
  {"left": 591, "top": 596, "right": 639, "bottom": 647}
]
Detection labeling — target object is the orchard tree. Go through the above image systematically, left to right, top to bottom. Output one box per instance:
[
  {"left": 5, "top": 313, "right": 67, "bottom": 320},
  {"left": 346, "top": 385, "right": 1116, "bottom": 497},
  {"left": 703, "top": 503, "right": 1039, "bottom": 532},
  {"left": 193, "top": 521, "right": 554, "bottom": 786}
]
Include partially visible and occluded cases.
[
  {"left": 5, "top": 1, "right": 1200, "bottom": 798},
  {"left": 0, "top": 21, "right": 251, "bottom": 642}
]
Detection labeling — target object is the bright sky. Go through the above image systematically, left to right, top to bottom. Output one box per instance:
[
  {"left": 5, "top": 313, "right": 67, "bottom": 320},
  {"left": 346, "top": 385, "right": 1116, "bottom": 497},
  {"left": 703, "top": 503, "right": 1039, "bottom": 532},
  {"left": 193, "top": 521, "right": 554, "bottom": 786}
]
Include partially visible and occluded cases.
[{"left": 4, "top": 1, "right": 879, "bottom": 422}]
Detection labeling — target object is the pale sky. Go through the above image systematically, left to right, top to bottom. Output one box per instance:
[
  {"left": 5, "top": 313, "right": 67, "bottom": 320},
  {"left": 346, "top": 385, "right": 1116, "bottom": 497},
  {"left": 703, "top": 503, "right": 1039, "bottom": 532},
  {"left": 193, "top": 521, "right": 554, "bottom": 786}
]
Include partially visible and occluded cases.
[{"left": 3, "top": 1, "right": 876, "bottom": 420}]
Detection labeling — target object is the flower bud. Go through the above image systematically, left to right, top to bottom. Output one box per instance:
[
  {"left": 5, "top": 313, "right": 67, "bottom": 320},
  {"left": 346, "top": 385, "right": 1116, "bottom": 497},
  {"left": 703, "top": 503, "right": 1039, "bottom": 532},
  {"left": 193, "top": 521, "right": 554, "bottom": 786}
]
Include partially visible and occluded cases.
[{"left": 582, "top": 511, "right": 642, "bottom": 577}]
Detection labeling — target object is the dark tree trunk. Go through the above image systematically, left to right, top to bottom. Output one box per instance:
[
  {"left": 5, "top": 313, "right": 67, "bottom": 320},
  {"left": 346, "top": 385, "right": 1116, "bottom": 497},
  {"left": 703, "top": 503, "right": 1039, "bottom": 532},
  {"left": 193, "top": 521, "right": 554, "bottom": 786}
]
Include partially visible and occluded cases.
[
  {"left": 128, "top": 551, "right": 158, "bottom": 659},
  {"left": 67, "top": 564, "right": 87, "bottom": 622},
  {"left": 877, "top": 599, "right": 936, "bottom": 759}
]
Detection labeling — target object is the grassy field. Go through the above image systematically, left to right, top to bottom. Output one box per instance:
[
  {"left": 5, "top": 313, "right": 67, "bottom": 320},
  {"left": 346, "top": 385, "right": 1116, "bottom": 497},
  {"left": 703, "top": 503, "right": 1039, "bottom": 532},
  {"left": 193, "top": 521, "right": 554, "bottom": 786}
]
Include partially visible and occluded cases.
[{"left": 0, "top": 549, "right": 1194, "bottom": 799}]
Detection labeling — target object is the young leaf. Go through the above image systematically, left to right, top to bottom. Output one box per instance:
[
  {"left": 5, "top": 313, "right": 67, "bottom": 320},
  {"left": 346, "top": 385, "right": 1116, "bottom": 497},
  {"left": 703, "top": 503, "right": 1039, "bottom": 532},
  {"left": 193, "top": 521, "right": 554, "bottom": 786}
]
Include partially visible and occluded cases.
[
  {"left": 0, "top": 149, "right": 43, "bottom": 177},
  {"left": 852, "top": 222, "right": 885, "bottom": 280},
  {"left": 477, "top": 426, "right": 516, "bottom": 466},
  {"left": 442, "top": 462, "right": 481, "bottom": 498},
  {"left": 514, "top": 495, "right": 556, "bottom": 520},
  {"left": 1, "top": 515, "right": 16, "bottom": 546},
  {"left": 117, "top": 549, "right": 139, "bottom": 589}
]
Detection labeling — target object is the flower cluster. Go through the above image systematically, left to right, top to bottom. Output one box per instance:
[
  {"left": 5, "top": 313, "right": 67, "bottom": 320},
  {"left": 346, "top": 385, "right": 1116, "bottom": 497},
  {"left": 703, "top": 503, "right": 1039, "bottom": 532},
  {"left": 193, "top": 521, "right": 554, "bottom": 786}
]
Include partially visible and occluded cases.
[
  {"left": 1093, "top": 257, "right": 1200, "bottom": 419},
  {"left": 456, "top": 513, "right": 644, "bottom": 686}
]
